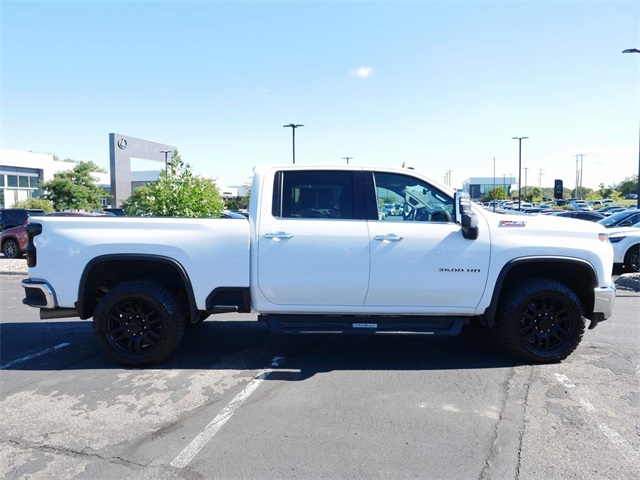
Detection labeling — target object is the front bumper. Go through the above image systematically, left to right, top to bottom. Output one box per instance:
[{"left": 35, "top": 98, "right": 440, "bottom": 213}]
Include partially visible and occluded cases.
[{"left": 588, "top": 284, "right": 616, "bottom": 328}]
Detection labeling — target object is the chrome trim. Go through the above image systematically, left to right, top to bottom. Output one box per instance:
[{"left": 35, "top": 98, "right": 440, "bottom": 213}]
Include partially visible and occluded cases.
[
  {"left": 21, "top": 279, "right": 57, "bottom": 309},
  {"left": 593, "top": 285, "right": 616, "bottom": 320}
]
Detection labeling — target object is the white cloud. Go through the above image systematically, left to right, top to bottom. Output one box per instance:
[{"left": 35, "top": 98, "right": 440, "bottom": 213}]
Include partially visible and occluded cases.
[{"left": 351, "top": 66, "right": 373, "bottom": 78}]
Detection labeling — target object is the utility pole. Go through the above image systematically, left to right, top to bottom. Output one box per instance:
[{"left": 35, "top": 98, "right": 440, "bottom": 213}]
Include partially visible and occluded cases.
[
  {"left": 622, "top": 48, "right": 640, "bottom": 209},
  {"left": 283, "top": 124, "right": 304, "bottom": 164},
  {"left": 512, "top": 137, "right": 529, "bottom": 209},
  {"left": 574, "top": 153, "right": 586, "bottom": 199},
  {"left": 342, "top": 157, "right": 353, "bottom": 165},
  {"left": 493, "top": 158, "right": 496, "bottom": 211},
  {"left": 524, "top": 167, "right": 529, "bottom": 201},
  {"left": 538, "top": 169, "right": 544, "bottom": 188},
  {"left": 446, "top": 170, "right": 453, "bottom": 187}
]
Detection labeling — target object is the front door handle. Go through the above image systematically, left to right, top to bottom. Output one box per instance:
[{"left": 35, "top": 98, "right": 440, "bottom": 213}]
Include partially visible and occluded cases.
[
  {"left": 264, "top": 232, "right": 293, "bottom": 239},
  {"left": 374, "top": 234, "right": 403, "bottom": 242}
]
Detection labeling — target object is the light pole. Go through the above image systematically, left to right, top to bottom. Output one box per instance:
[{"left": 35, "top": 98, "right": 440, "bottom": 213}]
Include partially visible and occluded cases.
[
  {"left": 622, "top": 48, "right": 640, "bottom": 208},
  {"left": 283, "top": 124, "right": 304, "bottom": 164},
  {"left": 512, "top": 137, "right": 529, "bottom": 209},
  {"left": 160, "top": 150, "right": 172, "bottom": 176},
  {"left": 342, "top": 156, "right": 353, "bottom": 165},
  {"left": 446, "top": 170, "right": 453, "bottom": 187}
]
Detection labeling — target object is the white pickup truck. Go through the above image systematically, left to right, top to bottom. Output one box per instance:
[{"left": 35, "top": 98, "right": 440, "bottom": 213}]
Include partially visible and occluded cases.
[{"left": 21, "top": 165, "right": 616, "bottom": 366}]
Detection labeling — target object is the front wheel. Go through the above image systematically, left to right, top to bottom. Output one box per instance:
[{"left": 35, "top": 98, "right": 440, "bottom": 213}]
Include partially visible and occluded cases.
[
  {"left": 2, "top": 239, "right": 20, "bottom": 258},
  {"left": 624, "top": 245, "right": 640, "bottom": 273},
  {"left": 496, "top": 278, "right": 585, "bottom": 363},
  {"left": 93, "top": 281, "right": 185, "bottom": 366}
]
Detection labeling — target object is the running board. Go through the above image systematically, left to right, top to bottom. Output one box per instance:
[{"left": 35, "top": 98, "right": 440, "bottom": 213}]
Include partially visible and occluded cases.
[{"left": 260, "top": 315, "right": 470, "bottom": 336}]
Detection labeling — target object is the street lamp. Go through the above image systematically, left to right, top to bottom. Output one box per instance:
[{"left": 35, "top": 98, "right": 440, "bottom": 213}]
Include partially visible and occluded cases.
[
  {"left": 622, "top": 48, "right": 640, "bottom": 208},
  {"left": 283, "top": 124, "right": 304, "bottom": 164},
  {"left": 512, "top": 137, "right": 529, "bottom": 209},
  {"left": 160, "top": 150, "right": 172, "bottom": 176},
  {"left": 342, "top": 156, "right": 353, "bottom": 165}
]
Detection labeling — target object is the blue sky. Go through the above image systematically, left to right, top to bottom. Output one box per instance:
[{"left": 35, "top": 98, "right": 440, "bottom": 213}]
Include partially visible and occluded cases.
[{"left": 1, "top": 0, "right": 639, "bottom": 191}]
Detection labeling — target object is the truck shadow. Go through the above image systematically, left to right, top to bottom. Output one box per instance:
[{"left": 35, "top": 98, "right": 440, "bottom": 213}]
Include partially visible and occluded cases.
[{"left": 1, "top": 318, "right": 524, "bottom": 374}]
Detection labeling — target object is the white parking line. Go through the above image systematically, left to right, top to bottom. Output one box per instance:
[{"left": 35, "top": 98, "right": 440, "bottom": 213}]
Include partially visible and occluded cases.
[
  {"left": 0, "top": 342, "right": 71, "bottom": 369},
  {"left": 171, "top": 356, "right": 285, "bottom": 469},
  {"left": 554, "top": 373, "right": 639, "bottom": 463}
]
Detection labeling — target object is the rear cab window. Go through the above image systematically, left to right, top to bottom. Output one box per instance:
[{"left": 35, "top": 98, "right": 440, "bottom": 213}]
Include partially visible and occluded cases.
[{"left": 272, "top": 170, "right": 366, "bottom": 220}]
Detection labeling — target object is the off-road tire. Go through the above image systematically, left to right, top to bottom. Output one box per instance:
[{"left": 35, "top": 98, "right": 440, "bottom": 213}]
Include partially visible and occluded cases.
[
  {"left": 496, "top": 278, "right": 585, "bottom": 363},
  {"left": 93, "top": 281, "right": 185, "bottom": 366}
]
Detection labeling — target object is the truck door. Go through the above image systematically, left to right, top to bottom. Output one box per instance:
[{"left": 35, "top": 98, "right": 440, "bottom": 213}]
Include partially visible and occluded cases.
[
  {"left": 257, "top": 170, "right": 370, "bottom": 306},
  {"left": 365, "top": 171, "right": 490, "bottom": 312}
]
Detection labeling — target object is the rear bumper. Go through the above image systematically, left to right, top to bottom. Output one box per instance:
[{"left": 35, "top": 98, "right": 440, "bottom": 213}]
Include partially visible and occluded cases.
[{"left": 22, "top": 279, "right": 56, "bottom": 309}]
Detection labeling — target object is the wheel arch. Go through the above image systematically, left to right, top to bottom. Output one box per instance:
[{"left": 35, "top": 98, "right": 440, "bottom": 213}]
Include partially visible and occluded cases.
[
  {"left": 77, "top": 254, "right": 198, "bottom": 323},
  {"left": 482, "top": 257, "right": 597, "bottom": 327}
]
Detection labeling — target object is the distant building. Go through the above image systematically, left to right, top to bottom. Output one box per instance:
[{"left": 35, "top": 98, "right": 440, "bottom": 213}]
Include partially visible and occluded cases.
[
  {"left": 0, "top": 147, "right": 245, "bottom": 209},
  {"left": 0, "top": 148, "right": 107, "bottom": 208},
  {"left": 462, "top": 176, "right": 516, "bottom": 200}
]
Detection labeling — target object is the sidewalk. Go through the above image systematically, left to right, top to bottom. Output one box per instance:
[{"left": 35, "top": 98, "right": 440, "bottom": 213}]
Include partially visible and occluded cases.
[{"left": 0, "top": 258, "right": 28, "bottom": 275}]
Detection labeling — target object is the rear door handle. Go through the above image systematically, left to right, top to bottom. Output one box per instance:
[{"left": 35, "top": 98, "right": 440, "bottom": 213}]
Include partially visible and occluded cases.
[
  {"left": 264, "top": 232, "right": 293, "bottom": 239},
  {"left": 374, "top": 234, "right": 403, "bottom": 242}
]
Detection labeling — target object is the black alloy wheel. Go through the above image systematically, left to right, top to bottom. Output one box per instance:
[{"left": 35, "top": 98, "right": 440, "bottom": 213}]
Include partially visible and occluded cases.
[
  {"left": 496, "top": 278, "right": 585, "bottom": 363},
  {"left": 93, "top": 281, "right": 185, "bottom": 366}
]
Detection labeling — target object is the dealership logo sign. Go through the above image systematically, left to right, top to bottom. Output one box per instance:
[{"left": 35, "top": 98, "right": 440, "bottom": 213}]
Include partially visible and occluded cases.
[{"left": 117, "top": 138, "right": 128, "bottom": 149}]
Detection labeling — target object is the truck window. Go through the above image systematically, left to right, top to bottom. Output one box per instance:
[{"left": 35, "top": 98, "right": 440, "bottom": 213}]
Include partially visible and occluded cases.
[
  {"left": 273, "top": 171, "right": 365, "bottom": 220},
  {"left": 372, "top": 172, "right": 453, "bottom": 222}
]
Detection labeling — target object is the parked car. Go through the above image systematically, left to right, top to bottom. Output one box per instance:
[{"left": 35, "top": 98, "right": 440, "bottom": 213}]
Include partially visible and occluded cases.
[
  {"left": 625, "top": 193, "right": 638, "bottom": 200},
  {"left": 568, "top": 200, "right": 592, "bottom": 211},
  {"left": 597, "top": 206, "right": 626, "bottom": 216},
  {"left": 0, "top": 208, "right": 45, "bottom": 231},
  {"left": 103, "top": 208, "right": 125, "bottom": 216},
  {"left": 597, "top": 210, "right": 640, "bottom": 229},
  {"left": 221, "top": 211, "right": 247, "bottom": 219},
  {"left": 548, "top": 211, "right": 605, "bottom": 222},
  {"left": 1, "top": 212, "right": 112, "bottom": 258},
  {"left": 608, "top": 223, "right": 640, "bottom": 272},
  {"left": 0, "top": 225, "right": 28, "bottom": 258}
]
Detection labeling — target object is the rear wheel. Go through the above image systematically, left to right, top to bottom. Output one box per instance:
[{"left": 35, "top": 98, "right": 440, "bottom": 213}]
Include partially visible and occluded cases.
[
  {"left": 2, "top": 239, "right": 20, "bottom": 258},
  {"left": 624, "top": 245, "right": 640, "bottom": 273},
  {"left": 496, "top": 278, "right": 585, "bottom": 363},
  {"left": 93, "top": 281, "right": 185, "bottom": 366}
]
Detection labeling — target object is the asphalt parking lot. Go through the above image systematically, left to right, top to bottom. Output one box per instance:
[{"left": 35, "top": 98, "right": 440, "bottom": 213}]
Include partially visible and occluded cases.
[{"left": 1, "top": 258, "right": 639, "bottom": 479}]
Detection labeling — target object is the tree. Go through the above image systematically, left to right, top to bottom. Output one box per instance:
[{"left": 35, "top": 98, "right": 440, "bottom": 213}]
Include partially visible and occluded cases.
[
  {"left": 121, "top": 151, "right": 224, "bottom": 217},
  {"left": 41, "top": 161, "right": 107, "bottom": 211},
  {"left": 615, "top": 175, "right": 638, "bottom": 196},
  {"left": 240, "top": 177, "right": 252, "bottom": 209},
  {"left": 483, "top": 187, "right": 508, "bottom": 201},
  {"left": 524, "top": 187, "right": 543, "bottom": 203},
  {"left": 11, "top": 197, "right": 55, "bottom": 212}
]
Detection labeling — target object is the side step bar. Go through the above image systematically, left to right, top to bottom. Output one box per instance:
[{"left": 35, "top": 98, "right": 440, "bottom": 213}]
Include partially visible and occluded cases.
[{"left": 260, "top": 315, "right": 470, "bottom": 336}]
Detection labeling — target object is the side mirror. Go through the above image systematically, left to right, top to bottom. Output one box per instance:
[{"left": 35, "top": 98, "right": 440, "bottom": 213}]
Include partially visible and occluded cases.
[{"left": 455, "top": 191, "right": 479, "bottom": 240}]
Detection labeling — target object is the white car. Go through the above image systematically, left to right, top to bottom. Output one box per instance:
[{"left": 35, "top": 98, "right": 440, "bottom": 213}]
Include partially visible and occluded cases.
[{"left": 608, "top": 223, "right": 640, "bottom": 272}]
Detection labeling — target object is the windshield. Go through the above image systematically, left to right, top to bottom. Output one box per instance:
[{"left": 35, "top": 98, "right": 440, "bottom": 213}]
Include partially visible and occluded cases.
[{"left": 597, "top": 211, "right": 635, "bottom": 227}]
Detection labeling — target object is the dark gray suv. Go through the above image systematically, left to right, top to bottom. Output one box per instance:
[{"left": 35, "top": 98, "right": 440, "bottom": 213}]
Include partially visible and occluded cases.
[{"left": 0, "top": 208, "right": 46, "bottom": 231}]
